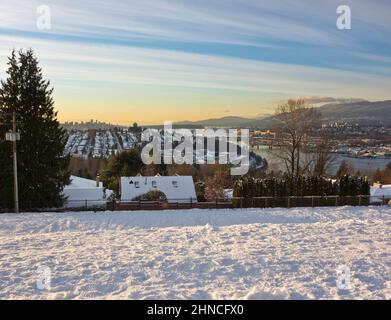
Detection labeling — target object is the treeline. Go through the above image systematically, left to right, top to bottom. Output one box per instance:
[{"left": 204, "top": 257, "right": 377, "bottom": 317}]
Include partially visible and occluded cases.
[{"left": 233, "top": 175, "right": 370, "bottom": 208}]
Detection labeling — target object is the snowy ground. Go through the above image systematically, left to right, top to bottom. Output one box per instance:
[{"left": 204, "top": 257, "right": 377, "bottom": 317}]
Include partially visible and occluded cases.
[{"left": 0, "top": 206, "right": 390, "bottom": 300}]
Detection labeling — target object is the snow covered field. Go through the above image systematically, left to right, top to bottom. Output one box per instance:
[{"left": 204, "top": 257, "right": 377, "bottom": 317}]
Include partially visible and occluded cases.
[{"left": 0, "top": 206, "right": 390, "bottom": 300}]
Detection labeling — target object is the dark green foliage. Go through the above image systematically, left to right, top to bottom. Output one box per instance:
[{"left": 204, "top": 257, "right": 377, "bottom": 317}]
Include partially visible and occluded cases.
[
  {"left": 0, "top": 49, "right": 70, "bottom": 210},
  {"left": 129, "top": 122, "right": 142, "bottom": 134},
  {"left": 102, "top": 148, "right": 144, "bottom": 195},
  {"left": 233, "top": 175, "right": 370, "bottom": 208},
  {"left": 132, "top": 190, "right": 167, "bottom": 201}
]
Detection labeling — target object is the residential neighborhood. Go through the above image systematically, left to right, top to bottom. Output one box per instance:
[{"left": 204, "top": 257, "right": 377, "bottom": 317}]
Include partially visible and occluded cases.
[{"left": 64, "top": 129, "right": 139, "bottom": 159}]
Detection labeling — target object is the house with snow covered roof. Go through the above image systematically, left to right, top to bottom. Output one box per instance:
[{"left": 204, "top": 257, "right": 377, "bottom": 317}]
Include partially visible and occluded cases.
[
  {"left": 62, "top": 175, "right": 113, "bottom": 208},
  {"left": 120, "top": 175, "right": 197, "bottom": 203}
]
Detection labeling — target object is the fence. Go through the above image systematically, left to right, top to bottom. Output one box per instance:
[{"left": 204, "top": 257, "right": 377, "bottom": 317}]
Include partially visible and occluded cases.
[
  {"left": 0, "top": 195, "right": 389, "bottom": 213},
  {"left": 111, "top": 195, "right": 388, "bottom": 211},
  {"left": 232, "top": 195, "right": 374, "bottom": 208},
  {"left": 0, "top": 199, "right": 107, "bottom": 213},
  {"left": 108, "top": 199, "right": 232, "bottom": 211}
]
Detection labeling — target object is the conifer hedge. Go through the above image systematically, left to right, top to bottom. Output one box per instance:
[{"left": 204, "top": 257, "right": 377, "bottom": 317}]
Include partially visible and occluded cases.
[{"left": 233, "top": 175, "right": 370, "bottom": 208}]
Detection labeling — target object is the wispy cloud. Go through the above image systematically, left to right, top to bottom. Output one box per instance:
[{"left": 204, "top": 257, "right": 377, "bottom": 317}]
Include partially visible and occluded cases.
[
  {"left": 2, "top": 0, "right": 390, "bottom": 48},
  {"left": 1, "top": 35, "right": 389, "bottom": 98}
]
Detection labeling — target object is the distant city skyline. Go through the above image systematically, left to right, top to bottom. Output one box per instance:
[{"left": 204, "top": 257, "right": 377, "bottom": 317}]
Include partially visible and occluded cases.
[{"left": 1, "top": 0, "right": 391, "bottom": 124}]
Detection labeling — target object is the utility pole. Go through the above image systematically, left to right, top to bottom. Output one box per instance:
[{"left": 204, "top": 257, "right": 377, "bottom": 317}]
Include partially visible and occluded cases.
[
  {"left": 5, "top": 111, "right": 20, "bottom": 213},
  {"left": 12, "top": 112, "right": 19, "bottom": 213}
]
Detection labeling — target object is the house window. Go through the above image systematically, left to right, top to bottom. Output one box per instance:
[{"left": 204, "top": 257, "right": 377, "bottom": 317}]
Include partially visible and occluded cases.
[
  {"left": 172, "top": 180, "right": 178, "bottom": 188},
  {"left": 135, "top": 181, "right": 140, "bottom": 188},
  {"left": 152, "top": 181, "right": 157, "bottom": 188}
]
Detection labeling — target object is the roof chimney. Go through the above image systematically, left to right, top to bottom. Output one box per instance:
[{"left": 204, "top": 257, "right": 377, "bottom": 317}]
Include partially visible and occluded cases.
[{"left": 96, "top": 173, "right": 100, "bottom": 188}]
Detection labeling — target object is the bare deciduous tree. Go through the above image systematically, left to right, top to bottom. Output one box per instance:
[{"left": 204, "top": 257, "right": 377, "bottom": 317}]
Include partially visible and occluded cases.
[
  {"left": 273, "top": 99, "right": 320, "bottom": 178},
  {"left": 312, "top": 131, "right": 336, "bottom": 176},
  {"left": 204, "top": 165, "right": 231, "bottom": 200}
]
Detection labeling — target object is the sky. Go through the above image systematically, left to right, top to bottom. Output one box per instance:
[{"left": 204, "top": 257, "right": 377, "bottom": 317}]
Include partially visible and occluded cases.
[{"left": 0, "top": 0, "right": 390, "bottom": 125}]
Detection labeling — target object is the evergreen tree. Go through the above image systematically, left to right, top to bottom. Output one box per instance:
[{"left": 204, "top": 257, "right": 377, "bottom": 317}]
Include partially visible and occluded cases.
[
  {"left": 0, "top": 49, "right": 69, "bottom": 209},
  {"left": 103, "top": 148, "right": 144, "bottom": 195}
]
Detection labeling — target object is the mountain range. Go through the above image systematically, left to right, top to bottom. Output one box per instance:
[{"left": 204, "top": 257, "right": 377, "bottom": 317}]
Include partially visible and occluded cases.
[{"left": 175, "top": 100, "right": 391, "bottom": 128}]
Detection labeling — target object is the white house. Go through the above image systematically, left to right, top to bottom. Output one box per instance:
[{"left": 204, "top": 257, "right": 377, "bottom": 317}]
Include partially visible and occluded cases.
[
  {"left": 62, "top": 175, "right": 113, "bottom": 208},
  {"left": 120, "top": 175, "right": 197, "bottom": 203},
  {"left": 370, "top": 183, "right": 391, "bottom": 204}
]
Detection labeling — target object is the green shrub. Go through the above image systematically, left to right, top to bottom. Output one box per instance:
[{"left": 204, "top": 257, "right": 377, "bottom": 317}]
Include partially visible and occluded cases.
[{"left": 132, "top": 190, "right": 167, "bottom": 201}]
